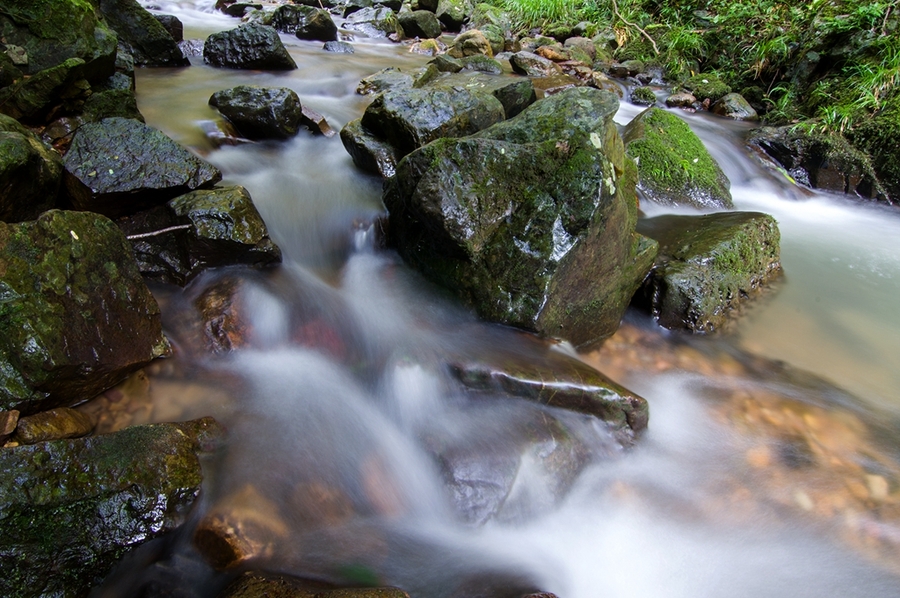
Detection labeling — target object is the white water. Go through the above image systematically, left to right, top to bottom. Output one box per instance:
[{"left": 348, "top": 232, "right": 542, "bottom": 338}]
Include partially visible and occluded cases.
[{"left": 103, "top": 2, "right": 900, "bottom": 596}]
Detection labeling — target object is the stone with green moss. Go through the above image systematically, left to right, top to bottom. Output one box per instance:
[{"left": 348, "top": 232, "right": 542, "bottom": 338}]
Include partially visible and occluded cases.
[
  {"left": 0, "top": 0, "right": 117, "bottom": 83},
  {"left": 97, "top": 0, "right": 188, "bottom": 67},
  {"left": 436, "top": 0, "right": 472, "bottom": 31},
  {"left": 343, "top": 6, "right": 399, "bottom": 38},
  {"left": 398, "top": 10, "right": 442, "bottom": 40},
  {"left": 0, "top": 57, "right": 90, "bottom": 124},
  {"left": 684, "top": 73, "right": 731, "bottom": 103},
  {"left": 630, "top": 85, "right": 656, "bottom": 106},
  {"left": 384, "top": 87, "right": 657, "bottom": 348},
  {"left": 623, "top": 107, "right": 733, "bottom": 210},
  {"left": 0, "top": 114, "right": 62, "bottom": 222},
  {"left": 0, "top": 210, "right": 170, "bottom": 413},
  {"left": 634, "top": 211, "right": 782, "bottom": 333},
  {"left": 0, "top": 417, "right": 221, "bottom": 598},
  {"left": 221, "top": 572, "right": 410, "bottom": 598}
]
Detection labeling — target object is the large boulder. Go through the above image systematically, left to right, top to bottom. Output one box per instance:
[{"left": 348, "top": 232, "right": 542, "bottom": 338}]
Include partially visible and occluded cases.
[
  {"left": 0, "top": 0, "right": 117, "bottom": 83},
  {"left": 97, "top": 0, "right": 189, "bottom": 67},
  {"left": 436, "top": 0, "right": 473, "bottom": 31},
  {"left": 271, "top": 5, "right": 337, "bottom": 41},
  {"left": 398, "top": 10, "right": 442, "bottom": 39},
  {"left": 203, "top": 24, "right": 298, "bottom": 70},
  {"left": 0, "top": 57, "right": 91, "bottom": 124},
  {"left": 209, "top": 85, "right": 304, "bottom": 140},
  {"left": 384, "top": 87, "right": 658, "bottom": 348},
  {"left": 622, "top": 107, "right": 733, "bottom": 210},
  {"left": 0, "top": 114, "right": 63, "bottom": 222},
  {"left": 62, "top": 117, "right": 222, "bottom": 218},
  {"left": 340, "top": 118, "right": 400, "bottom": 178},
  {"left": 750, "top": 125, "right": 887, "bottom": 202},
  {"left": 117, "top": 185, "right": 282, "bottom": 286},
  {"left": 0, "top": 210, "right": 170, "bottom": 414},
  {"left": 633, "top": 212, "right": 782, "bottom": 333},
  {"left": 0, "top": 417, "right": 220, "bottom": 598}
]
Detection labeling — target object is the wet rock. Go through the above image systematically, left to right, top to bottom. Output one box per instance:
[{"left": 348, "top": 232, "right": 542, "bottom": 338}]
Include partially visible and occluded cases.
[
  {"left": 0, "top": 0, "right": 118, "bottom": 82},
  {"left": 98, "top": 0, "right": 189, "bottom": 67},
  {"left": 342, "top": 0, "right": 373, "bottom": 17},
  {"left": 436, "top": 0, "right": 472, "bottom": 32},
  {"left": 223, "top": 3, "right": 262, "bottom": 17},
  {"left": 272, "top": 5, "right": 338, "bottom": 42},
  {"left": 343, "top": 6, "right": 399, "bottom": 39},
  {"left": 398, "top": 10, "right": 442, "bottom": 40},
  {"left": 154, "top": 14, "right": 185, "bottom": 42},
  {"left": 204, "top": 24, "right": 298, "bottom": 70},
  {"left": 448, "top": 29, "right": 493, "bottom": 58},
  {"left": 564, "top": 36, "right": 596, "bottom": 61},
  {"left": 180, "top": 39, "right": 206, "bottom": 58},
  {"left": 324, "top": 41, "right": 355, "bottom": 53},
  {"left": 535, "top": 44, "right": 568, "bottom": 62},
  {"left": 509, "top": 51, "right": 561, "bottom": 77},
  {"left": 430, "top": 54, "right": 464, "bottom": 73},
  {"left": 459, "top": 55, "right": 503, "bottom": 74},
  {"left": 0, "top": 57, "right": 91, "bottom": 124},
  {"left": 608, "top": 59, "right": 643, "bottom": 78},
  {"left": 356, "top": 67, "right": 415, "bottom": 95},
  {"left": 528, "top": 72, "right": 582, "bottom": 98},
  {"left": 683, "top": 72, "right": 731, "bottom": 103},
  {"left": 359, "top": 76, "right": 505, "bottom": 158},
  {"left": 490, "top": 78, "right": 536, "bottom": 118},
  {"left": 209, "top": 85, "right": 304, "bottom": 140},
  {"left": 630, "top": 85, "right": 656, "bottom": 106},
  {"left": 82, "top": 86, "right": 144, "bottom": 123},
  {"left": 384, "top": 87, "right": 658, "bottom": 348},
  {"left": 665, "top": 91, "right": 696, "bottom": 108},
  {"left": 711, "top": 92, "right": 758, "bottom": 121},
  {"left": 301, "top": 106, "right": 336, "bottom": 137},
  {"left": 622, "top": 107, "right": 733, "bottom": 210},
  {"left": 0, "top": 114, "right": 63, "bottom": 222},
  {"left": 63, "top": 117, "right": 222, "bottom": 218},
  {"left": 340, "top": 119, "right": 400, "bottom": 178},
  {"left": 749, "top": 126, "right": 886, "bottom": 201},
  {"left": 118, "top": 185, "right": 282, "bottom": 286},
  {"left": 0, "top": 210, "right": 170, "bottom": 414},
  {"left": 634, "top": 212, "right": 782, "bottom": 333},
  {"left": 12, "top": 407, "right": 93, "bottom": 444},
  {"left": 0, "top": 410, "right": 18, "bottom": 444},
  {"left": 0, "top": 417, "right": 221, "bottom": 598},
  {"left": 194, "top": 484, "right": 289, "bottom": 569},
  {"left": 219, "top": 572, "right": 411, "bottom": 598}
]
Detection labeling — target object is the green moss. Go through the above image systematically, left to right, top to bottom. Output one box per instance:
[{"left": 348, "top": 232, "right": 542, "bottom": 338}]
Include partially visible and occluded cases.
[
  {"left": 684, "top": 73, "right": 731, "bottom": 102},
  {"left": 847, "top": 100, "right": 900, "bottom": 202}
]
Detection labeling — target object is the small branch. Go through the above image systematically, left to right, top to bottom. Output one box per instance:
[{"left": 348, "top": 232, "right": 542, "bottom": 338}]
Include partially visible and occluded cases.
[
  {"left": 612, "top": 0, "right": 659, "bottom": 55},
  {"left": 126, "top": 224, "right": 192, "bottom": 240}
]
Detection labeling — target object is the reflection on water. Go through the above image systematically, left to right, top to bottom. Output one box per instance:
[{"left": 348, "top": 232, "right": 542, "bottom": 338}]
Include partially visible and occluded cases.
[{"left": 104, "top": 1, "right": 900, "bottom": 596}]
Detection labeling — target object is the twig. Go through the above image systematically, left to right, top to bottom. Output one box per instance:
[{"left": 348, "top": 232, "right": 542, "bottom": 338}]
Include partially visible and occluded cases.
[
  {"left": 612, "top": 0, "right": 659, "bottom": 55},
  {"left": 126, "top": 224, "right": 192, "bottom": 240}
]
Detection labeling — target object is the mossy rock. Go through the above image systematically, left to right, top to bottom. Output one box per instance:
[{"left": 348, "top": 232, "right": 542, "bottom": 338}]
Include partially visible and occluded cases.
[
  {"left": 97, "top": 0, "right": 188, "bottom": 67},
  {"left": 436, "top": 0, "right": 472, "bottom": 32},
  {"left": 343, "top": 6, "right": 399, "bottom": 38},
  {"left": 398, "top": 10, "right": 442, "bottom": 39},
  {"left": 203, "top": 23, "right": 297, "bottom": 70},
  {"left": 0, "top": 57, "right": 91, "bottom": 124},
  {"left": 684, "top": 73, "right": 731, "bottom": 103},
  {"left": 209, "top": 85, "right": 304, "bottom": 140},
  {"left": 630, "top": 85, "right": 656, "bottom": 106},
  {"left": 384, "top": 87, "right": 657, "bottom": 348},
  {"left": 847, "top": 104, "right": 900, "bottom": 205},
  {"left": 622, "top": 107, "right": 732, "bottom": 210},
  {"left": 0, "top": 113, "right": 63, "bottom": 222},
  {"left": 0, "top": 210, "right": 170, "bottom": 413},
  {"left": 634, "top": 211, "right": 782, "bottom": 332},
  {"left": 0, "top": 417, "right": 221, "bottom": 598}
]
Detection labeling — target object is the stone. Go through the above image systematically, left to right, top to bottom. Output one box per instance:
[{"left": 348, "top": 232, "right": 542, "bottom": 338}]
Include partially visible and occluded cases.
[
  {"left": 0, "top": 0, "right": 117, "bottom": 82},
  {"left": 97, "top": 0, "right": 189, "bottom": 67},
  {"left": 342, "top": 0, "right": 373, "bottom": 17},
  {"left": 435, "top": 0, "right": 472, "bottom": 31},
  {"left": 223, "top": 3, "right": 262, "bottom": 17},
  {"left": 272, "top": 5, "right": 337, "bottom": 41},
  {"left": 342, "top": 6, "right": 398, "bottom": 38},
  {"left": 398, "top": 10, "right": 442, "bottom": 39},
  {"left": 154, "top": 14, "right": 184, "bottom": 42},
  {"left": 203, "top": 24, "right": 297, "bottom": 70},
  {"left": 448, "top": 29, "right": 493, "bottom": 58},
  {"left": 564, "top": 36, "right": 596, "bottom": 60},
  {"left": 323, "top": 41, "right": 355, "bottom": 53},
  {"left": 509, "top": 51, "right": 561, "bottom": 77},
  {"left": 430, "top": 54, "right": 464, "bottom": 73},
  {"left": 459, "top": 55, "right": 503, "bottom": 74},
  {"left": 0, "top": 57, "right": 90, "bottom": 124},
  {"left": 608, "top": 59, "right": 643, "bottom": 78},
  {"left": 356, "top": 67, "right": 415, "bottom": 95},
  {"left": 684, "top": 72, "right": 731, "bottom": 103},
  {"left": 530, "top": 73, "right": 582, "bottom": 98},
  {"left": 489, "top": 78, "right": 537, "bottom": 118},
  {"left": 209, "top": 85, "right": 304, "bottom": 140},
  {"left": 630, "top": 85, "right": 656, "bottom": 106},
  {"left": 384, "top": 87, "right": 658, "bottom": 348},
  {"left": 665, "top": 91, "right": 697, "bottom": 108},
  {"left": 711, "top": 92, "right": 758, "bottom": 120},
  {"left": 300, "top": 105, "right": 335, "bottom": 137},
  {"left": 622, "top": 107, "right": 733, "bottom": 210},
  {"left": 0, "top": 113, "right": 63, "bottom": 222},
  {"left": 63, "top": 117, "right": 222, "bottom": 218},
  {"left": 340, "top": 118, "right": 400, "bottom": 178},
  {"left": 117, "top": 185, "right": 282, "bottom": 286},
  {"left": 0, "top": 210, "right": 170, "bottom": 414},
  {"left": 634, "top": 211, "right": 783, "bottom": 332},
  {"left": 12, "top": 407, "right": 93, "bottom": 444},
  {"left": 0, "top": 410, "right": 18, "bottom": 443},
  {"left": 0, "top": 417, "right": 220, "bottom": 598},
  {"left": 219, "top": 572, "right": 411, "bottom": 598}
]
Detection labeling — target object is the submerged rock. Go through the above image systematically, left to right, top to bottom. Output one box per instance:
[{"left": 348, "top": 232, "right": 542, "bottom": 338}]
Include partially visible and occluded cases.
[
  {"left": 97, "top": 0, "right": 189, "bottom": 67},
  {"left": 204, "top": 24, "right": 298, "bottom": 70},
  {"left": 209, "top": 85, "right": 305, "bottom": 140},
  {"left": 384, "top": 87, "right": 657, "bottom": 348},
  {"left": 622, "top": 107, "right": 733, "bottom": 210},
  {"left": 0, "top": 114, "right": 63, "bottom": 222},
  {"left": 62, "top": 117, "right": 222, "bottom": 217},
  {"left": 118, "top": 185, "right": 282, "bottom": 286},
  {"left": 0, "top": 210, "right": 170, "bottom": 414},
  {"left": 634, "top": 211, "right": 782, "bottom": 332},
  {"left": 12, "top": 407, "right": 93, "bottom": 444},
  {"left": 0, "top": 417, "right": 221, "bottom": 598},
  {"left": 219, "top": 572, "right": 411, "bottom": 598}
]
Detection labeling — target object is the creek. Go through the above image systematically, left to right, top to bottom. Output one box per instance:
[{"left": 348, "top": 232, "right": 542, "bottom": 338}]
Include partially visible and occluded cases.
[{"left": 96, "top": 2, "right": 900, "bottom": 596}]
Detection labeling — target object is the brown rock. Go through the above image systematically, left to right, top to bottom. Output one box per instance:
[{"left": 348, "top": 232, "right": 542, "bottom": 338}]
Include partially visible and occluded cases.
[
  {"left": 448, "top": 30, "right": 493, "bottom": 58},
  {"left": 535, "top": 45, "right": 568, "bottom": 62},
  {"left": 301, "top": 105, "right": 336, "bottom": 137},
  {"left": 14, "top": 407, "right": 94, "bottom": 444},
  {"left": 0, "top": 410, "right": 19, "bottom": 444}
]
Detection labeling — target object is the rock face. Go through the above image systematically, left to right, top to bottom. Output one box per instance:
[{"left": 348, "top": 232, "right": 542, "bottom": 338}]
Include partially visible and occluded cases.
[
  {"left": 0, "top": 0, "right": 117, "bottom": 82},
  {"left": 97, "top": 0, "right": 189, "bottom": 67},
  {"left": 204, "top": 24, "right": 298, "bottom": 70},
  {"left": 209, "top": 86, "right": 304, "bottom": 140},
  {"left": 384, "top": 87, "right": 658, "bottom": 348},
  {"left": 622, "top": 107, "right": 733, "bottom": 210},
  {"left": 0, "top": 114, "right": 63, "bottom": 222},
  {"left": 63, "top": 117, "right": 222, "bottom": 217},
  {"left": 749, "top": 126, "right": 886, "bottom": 201},
  {"left": 118, "top": 185, "right": 282, "bottom": 286},
  {"left": 0, "top": 210, "right": 170, "bottom": 413},
  {"left": 634, "top": 212, "right": 782, "bottom": 332},
  {"left": 0, "top": 417, "right": 220, "bottom": 598}
]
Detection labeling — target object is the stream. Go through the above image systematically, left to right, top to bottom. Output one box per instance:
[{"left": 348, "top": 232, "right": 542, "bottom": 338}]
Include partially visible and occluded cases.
[{"left": 95, "top": 2, "right": 900, "bottom": 596}]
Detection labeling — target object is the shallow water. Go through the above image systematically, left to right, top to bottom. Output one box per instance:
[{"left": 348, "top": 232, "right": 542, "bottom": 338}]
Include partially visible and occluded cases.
[{"left": 98, "top": 2, "right": 900, "bottom": 596}]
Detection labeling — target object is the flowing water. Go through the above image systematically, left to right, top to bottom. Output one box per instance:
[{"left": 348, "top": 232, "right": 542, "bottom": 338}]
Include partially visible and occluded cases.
[{"left": 96, "top": 2, "right": 900, "bottom": 596}]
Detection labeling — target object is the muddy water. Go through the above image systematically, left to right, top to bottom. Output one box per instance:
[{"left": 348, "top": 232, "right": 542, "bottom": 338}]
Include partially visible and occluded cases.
[{"left": 93, "top": 2, "right": 900, "bottom": 596}]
